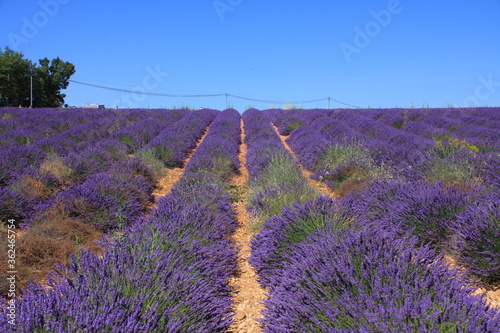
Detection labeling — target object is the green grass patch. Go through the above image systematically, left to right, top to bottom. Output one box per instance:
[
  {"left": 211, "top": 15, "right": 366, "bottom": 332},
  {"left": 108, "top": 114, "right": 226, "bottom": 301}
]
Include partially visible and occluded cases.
[
  {"left": 286, "top": 120, "right": 304, "bottom": 133},
  {"left": 425, "top": 139, "right": 482, "bottom": 187},
  {"left": 314, "top": 142, "right": 393, "bottom": 195},
  {"left": 135, "top": 148, "right": 167, "bottom": 178},
  {"left": 249, "top": 150, "right": 318, "bottom": 231}
]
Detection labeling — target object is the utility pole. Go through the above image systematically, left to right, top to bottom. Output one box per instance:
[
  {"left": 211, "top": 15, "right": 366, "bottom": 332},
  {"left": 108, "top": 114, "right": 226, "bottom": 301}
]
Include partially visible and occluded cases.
[
  {"left": 29, "top": 66, "right": 35, "bottom": 108},
  {"left": 30, "top": 75, "right": 33, "bottom": 107},
  {"left": 225, "top": 93, "right": 228, "bottom": 109},
  {"left": 328, "top": 97, "right": 331, "bottom": 109}
]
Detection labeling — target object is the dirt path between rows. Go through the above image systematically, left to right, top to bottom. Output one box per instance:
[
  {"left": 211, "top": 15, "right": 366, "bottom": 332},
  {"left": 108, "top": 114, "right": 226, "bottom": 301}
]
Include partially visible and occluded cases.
[
  {"left": 228, "top": 119, "right": 266, "bottom": 333},
  {"left": 271, "top": 124, "right": 336, "bottom": 199}
]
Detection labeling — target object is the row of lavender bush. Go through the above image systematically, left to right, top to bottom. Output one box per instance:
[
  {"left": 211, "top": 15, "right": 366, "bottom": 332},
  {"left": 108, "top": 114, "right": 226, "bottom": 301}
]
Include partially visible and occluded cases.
[
  {"left": 272, "top": 107, "right": 500, "bottom": 283},
  {"left": 0, "top": 108, "right": 96, "bottom": 150},
  {"left": 0, "top": 108, "right": 184, "bottom": 189},
  {"left": 252, "top": 108, "right": 500, "bottom": 331},
  {"left": 268, "top": 108, "right": 498, "bottom": 189},
  {"left": 334, "top": 108, "right": 498, "bottom": 182},
  {"left": 363, "top": 108, "right": 499, "bottom": 150},
  {"left": 0, "top": 109, "right": 241, "bottom": 331},
  {"left": 0, "top": 109, "right": 191, "bottom": 228},
  {"left": 1, "top": 109, "right": 136, "bottom": 226},
  {"left": 31, "top": 109, "right": 212, "bottom": 233},
  {"left": 138, "top": 109, "right": 218, "bottom": 168},
  {"left": 242, "top": 109, "right": 317, "bottom": 229},
  {"left": 265, "top": 109, "right": 396, "bottom": 195},
  {"left": 0, "top": 110, "right": 127, "bottom": 187},
  {"left": 342, "top": 180, "right": 500, "bottom": 285},
  {"left": 251, "top": 186, "right": 500, "bottom": 331},
  {"left": 260, "top": 225, "right": 500, "bottom": 332}
]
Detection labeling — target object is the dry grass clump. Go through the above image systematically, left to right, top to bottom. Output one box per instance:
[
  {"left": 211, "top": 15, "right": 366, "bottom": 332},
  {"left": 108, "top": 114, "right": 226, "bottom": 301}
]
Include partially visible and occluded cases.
[
  {"left": 40, "top": 152, "right": 74, "bottom": 184},
  {"left": 0, "top": 208, "right": 102, "bottom": 297}
]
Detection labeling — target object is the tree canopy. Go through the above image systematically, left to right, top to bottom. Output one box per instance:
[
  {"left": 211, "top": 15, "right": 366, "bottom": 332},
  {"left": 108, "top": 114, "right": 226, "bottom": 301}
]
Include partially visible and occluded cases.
[{"left": 0, "top": 47, "right": 75, "bottom": 107}]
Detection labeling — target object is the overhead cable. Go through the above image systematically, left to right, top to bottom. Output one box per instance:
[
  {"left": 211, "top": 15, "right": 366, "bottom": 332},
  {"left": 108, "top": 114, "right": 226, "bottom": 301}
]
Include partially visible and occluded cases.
[{"left": 69, "top": 79, "right": 360, "bottom": 108}]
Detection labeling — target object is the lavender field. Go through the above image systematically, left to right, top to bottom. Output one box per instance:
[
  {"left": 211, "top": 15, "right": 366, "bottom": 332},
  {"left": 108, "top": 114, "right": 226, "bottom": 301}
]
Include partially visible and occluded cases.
[{"left": 0, "top": 106, "right": 499, "bottom": 332}]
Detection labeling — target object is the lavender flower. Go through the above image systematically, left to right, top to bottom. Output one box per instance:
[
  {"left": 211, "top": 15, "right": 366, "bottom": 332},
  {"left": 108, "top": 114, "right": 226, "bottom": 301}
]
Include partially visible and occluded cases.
[{"left": 261, "top": 229, "right": 500, "bottom": 332}]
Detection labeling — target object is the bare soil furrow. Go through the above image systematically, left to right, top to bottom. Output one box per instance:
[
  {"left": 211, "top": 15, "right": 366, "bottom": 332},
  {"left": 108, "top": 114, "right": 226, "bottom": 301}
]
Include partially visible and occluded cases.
[{"left": 228, "top": 119, "right": 266, "bottom": 333}]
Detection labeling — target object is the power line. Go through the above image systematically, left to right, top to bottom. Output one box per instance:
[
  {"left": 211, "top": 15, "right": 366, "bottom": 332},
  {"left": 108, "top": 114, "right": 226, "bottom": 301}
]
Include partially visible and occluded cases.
[
  {"left": 68, "top": 79, "right": 361, "bottom": 108},
  {"left": 69, "top": 80, "right": 225, "bottom": 98},
  {"left": 227, "top": 94, "right": 328, "bottom": 105}
]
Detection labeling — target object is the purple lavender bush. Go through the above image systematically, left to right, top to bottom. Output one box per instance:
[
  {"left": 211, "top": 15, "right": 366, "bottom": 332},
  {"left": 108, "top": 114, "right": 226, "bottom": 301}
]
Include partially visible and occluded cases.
[
  {"left": 111, "top": 109, "right": 188, "bottom": 153},
  {"left": 139, "top": 109, "right": 217, "bottom": 168},
  {"left": 180, "top": 109, "right": 241, "bottom": 186},
  {"left": 243, "top": 109, "right": 317, "bottom": 228},
  {"left": 285, "top": 125, "right": 329, "bottom": 170},
  {"left": 63, "top": 138, "right": 129, "bottom": 184},
  {"left": 424, "top": 139, "right": 484, "bottom": 187},
  {"left": 0, "top": 145, "right": 46, "bottom": 186},
  {"left": 482, "top": 154, "right": 500, "bottom": 189},
  {"left": 54, "top": 171, "right": 153, "bottom": 232},
  {"left": 341, "top": 180, "right": 473, "bottom": 250},
  {"left": 147, "top": 184, "right": 238, "bottom": 273},
  {"left": 0, "top": 186, "right": 34, "bottom": 226},
  {"left": 451, "top": 193, "right": 500, "bottom": 285},
  {"left": 250, "top": 196, "right": 349, "bottom": 289},
  {"left": 0, "top": 221, "right": 234, "bottom": 332},
  {"left": 261, "top": 229, "right": 500, "bottom": 332}
]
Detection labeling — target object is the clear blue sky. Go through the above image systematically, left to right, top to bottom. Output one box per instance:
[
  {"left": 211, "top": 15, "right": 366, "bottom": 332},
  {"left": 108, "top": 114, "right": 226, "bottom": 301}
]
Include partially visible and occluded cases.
[{"left": 1, "top": 0, "right": 499, "bottom": 110}]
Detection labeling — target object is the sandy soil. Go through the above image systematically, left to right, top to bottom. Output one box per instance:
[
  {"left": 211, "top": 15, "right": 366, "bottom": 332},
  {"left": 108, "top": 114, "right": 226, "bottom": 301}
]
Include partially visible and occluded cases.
[
  {"left": 228, "top": 119, "right": 267, "bottom": 333},
  {"left": 444, "top": 255, "right": 500, "bottom": 309}
]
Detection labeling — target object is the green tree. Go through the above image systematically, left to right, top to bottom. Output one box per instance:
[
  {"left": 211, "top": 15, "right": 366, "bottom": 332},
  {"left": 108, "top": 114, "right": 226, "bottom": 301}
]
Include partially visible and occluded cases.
[
  {"left": 0, "top": 46, "right": 75, "bottom": 107},
  {"left": 0, "top": 47, "right": 32, "bottom": 107},
  {"left": 34, "top": 57, "right": 75, "bottom": 107}
]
